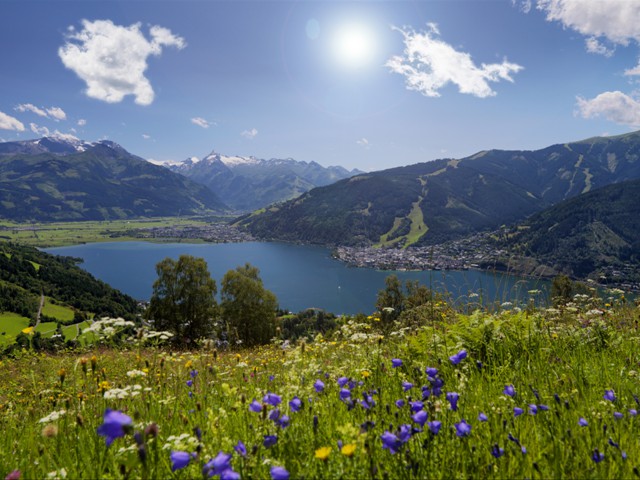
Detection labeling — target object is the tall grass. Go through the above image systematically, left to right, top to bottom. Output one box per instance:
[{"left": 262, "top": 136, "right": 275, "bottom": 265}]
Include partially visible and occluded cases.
[{"left": 1, "top": 294, "right": 639, "bottom": 479}]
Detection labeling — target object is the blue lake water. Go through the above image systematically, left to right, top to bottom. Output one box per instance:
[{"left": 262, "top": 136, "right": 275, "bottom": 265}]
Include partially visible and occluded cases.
[{"left": 45, "top": 241, "right": 549, "bottom": 315}]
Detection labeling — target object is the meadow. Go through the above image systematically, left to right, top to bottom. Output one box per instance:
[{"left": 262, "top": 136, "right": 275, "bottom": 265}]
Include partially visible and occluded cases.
[{"left": 1, "top": 290, "right": 639, "bottom": 480}]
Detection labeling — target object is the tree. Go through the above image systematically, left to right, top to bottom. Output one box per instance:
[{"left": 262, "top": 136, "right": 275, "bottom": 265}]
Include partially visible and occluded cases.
[
  {"left": 146, "top": 255, "right": 217, "bottom": 345},
  {"left": 221, "top": 263, "right": 277, "bottom": 346},
  {"left": 376, "top": 275, "right": 404, "bottom": 323}
]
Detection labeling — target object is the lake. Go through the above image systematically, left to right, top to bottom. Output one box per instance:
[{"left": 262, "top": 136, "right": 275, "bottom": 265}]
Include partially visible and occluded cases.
[{"left": 44, "top": 241, "right": 549, "bottom": 315}]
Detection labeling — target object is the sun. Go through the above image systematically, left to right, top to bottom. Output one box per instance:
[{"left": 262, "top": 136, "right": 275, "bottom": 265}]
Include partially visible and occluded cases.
[{"left": 331, "top": 23, "right": 377, "bottom": 69}]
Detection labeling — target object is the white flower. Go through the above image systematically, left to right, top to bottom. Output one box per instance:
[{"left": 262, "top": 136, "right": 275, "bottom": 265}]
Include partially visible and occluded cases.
[
  {"left": 127, "top": 369, "right": 147, "bottom": 378},
  {"left": 38, "top": 409, "right": 66, "bottom": 424},
  {"left": 47, "top": 469, "right": 67, "bottom": 479}
]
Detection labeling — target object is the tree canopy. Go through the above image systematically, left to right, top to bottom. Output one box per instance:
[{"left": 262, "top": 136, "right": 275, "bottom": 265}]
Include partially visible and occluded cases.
[
  {"left": 146, "top": 255, "right": 218, "bottom": 345},
  {"left": 221, "top": 263, "right": 277, "bottom": 347}
]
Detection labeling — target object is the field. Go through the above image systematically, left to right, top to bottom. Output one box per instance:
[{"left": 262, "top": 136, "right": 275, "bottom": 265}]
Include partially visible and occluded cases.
[
  {"left": 0, "top": 218, "right": 215, "bottom": 248},
  {"left": 1, "top": 292, "right": 639, "bottom": 479},
  {"left": 41, "top": 298, "right": 76, "bottom": 323},
  {"left": 0, "top": 312, "right": 30, "bottom": 346}
]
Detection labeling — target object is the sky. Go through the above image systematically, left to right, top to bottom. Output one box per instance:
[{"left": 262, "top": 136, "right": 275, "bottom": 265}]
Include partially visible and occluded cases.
[{"left": 2, "top": 0, "right": 640, "bottom": 172}]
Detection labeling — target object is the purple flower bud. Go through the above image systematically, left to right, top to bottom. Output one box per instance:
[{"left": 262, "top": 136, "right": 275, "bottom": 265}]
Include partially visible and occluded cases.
[
  {"left": 449, "top": 349, "right": 467, "bottom": 365},
  {"left": 391, "top": 359, "right": 403, "bottom": 368},
  {"left": 314, "top": 379, "right": 325, "bottom": 393},
  {"left": 402, "top": 381, "right": 413, "bottom": 391},
  {"left": 503, "top": 385, "right": 516, "bottom": 397},
  {"left": 603, "top": 389, "right": 616, "bottom": 402},
  {"left": 289, "top": 396, "right": 302, "bottom": 412},
  {"left": 249, "top": 400, "right": 262, "bottom": 413},
  {"left": 514, "top": 407, "right": 524, "bottom": 417},
  {"left": 411, "top": 410, "right": 428, "bottom": 426},
  {"left": 478, "top": 412, "right": 488, "bottom": 422},
  {"left": 579, "top": 417, "right": 588, "bottom": 427},
  {"left": 454, "top": 419, "right": 471, "bottom": 437},
  {"left": 428, "top": 420, "right": 442, "bottom": 435},
  {"left": 170, "top": 451, "right": 192, "bottom": 472},
  {"left": 270, "top": 466, "right": 290, "bottom": 480}
]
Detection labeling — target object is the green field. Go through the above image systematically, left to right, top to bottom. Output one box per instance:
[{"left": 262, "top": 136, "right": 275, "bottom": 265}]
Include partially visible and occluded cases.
[
  {"left": 0, "top": 217, "right": 216, "bottom": 247},
  {"left": 41, "top": 298, "right": 76, "bottom": 323},
  {"left": 0, "top": 312, "right": 30, "bottom": 345},
  {"left": 35, "top": 322, "right": 58, "bottom": 338}
]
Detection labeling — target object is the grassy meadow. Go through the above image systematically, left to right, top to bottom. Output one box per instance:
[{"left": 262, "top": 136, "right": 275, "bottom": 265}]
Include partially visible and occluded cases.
[
  {"left": 0, "top": 218, "right": 214, "bottom": 248},
  {"left": 1, "top": 291, "right": 640, "bottom": 479}
]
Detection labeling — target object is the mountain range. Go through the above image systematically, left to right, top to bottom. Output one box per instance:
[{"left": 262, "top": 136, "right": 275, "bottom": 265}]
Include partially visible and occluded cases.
[
  {"left": 238, "top": 130, "right": 640, "bottom": 247},
  {"left": 0, "top": 137, "right": 227, "bottom": 222},
  {"left": 162, "top": 151, "right": 363, "bottom": 212},
  {"left": 497, "top": 178, "right": 640, "bottom": 281}
]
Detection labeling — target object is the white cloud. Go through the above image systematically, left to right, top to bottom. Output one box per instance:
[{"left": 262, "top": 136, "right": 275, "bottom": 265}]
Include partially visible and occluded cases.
[
  {"left": 537, "top": 0, "right": 640, "bottom": 50},
  {"left": 59, "top": 19, "right": 186, "bottom": 106},
  {"left": 387, "top": 25, "right": 523, "bottom": 98},
  {"left": 585, "top": 37, "right": 614, "bottom": 57},
  {"left": 576, "top": 91, "right": 640, "bottom": 126},
  {"left": 15, "top": 103, "right": 48, "bottom": 117},
  {"left": 15, "top": 104, "right": 67, "bottom": 121},
  {"left": 46, "top": 107, "right": 67, "bottom": 121},
  {"left": 0, "top": 111, "right": 25, "bottom": 131},
  {"left": 191, "top": 117, "right": 211, "bottom": 129},
  {"left": 77, "top": 119, "right": 87, "bottom": 126},
  {"left": 30, "top": 123, "right": 51, "bottom": 136},
  {"left": 241, "top": 128, "right": 258, "bottom": 139},
  {"left": 142, "top": 134, "right": 151, "bottom": 140},
  {"left": 356, "top": 138, "right": 370, "bottom": 149}
]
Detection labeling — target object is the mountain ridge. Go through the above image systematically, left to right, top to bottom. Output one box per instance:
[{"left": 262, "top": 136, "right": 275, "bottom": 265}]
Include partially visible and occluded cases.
[{"left": 237, "top": 130, "right": 640, "bottom": 247}]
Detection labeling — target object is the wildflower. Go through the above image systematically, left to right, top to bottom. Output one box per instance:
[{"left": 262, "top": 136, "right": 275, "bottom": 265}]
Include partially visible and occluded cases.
[
  {"left": 449, "top": 349, "right": 467, "bottom": 365},
  {"left": 391, "top": 359, "right": 403, "bottom": 368},
  {"left": 426, "top": 367, "right": 438, "bottom": 378},
  {"left": 361, "top": 370, "right": 370, "bottom": 379},
  {"left": 337, "top": 377, "right": 349, "bottom": 387},
  {"left": 186, "top": 380, "right": 193, "bottom": 388},
  {"left": 314, "top": 380, "right": 325, "bottom": 393},
  {"left": 402, "top": 381, "right": 413, "bottom": 391},
  {"left": 503, "top": 385, "right": 516, "bottom": 397},
  {"left": 339, "top": 388, "right": 351, "bottom": 401},
  {"left": 603, "top": 389, "right": 616, "bottom": 402},
  {"left": 446, "top": 392, "right": 459, "bottom": 411},
  {"left": 264, "top": 393, "right": 282, "bottom": 406},
  {"left": 289, "top": 396, "right": 302, "bottom": 412},
  {"left": 395, "top": 399, "right": 405, "bottom": 408},
  {"left": 249, "top": 400, "right": 262, "bottom": 413},
  {"left": 410, "top": 400, "right": 424, "bottom": 412},
  {"left": 529, "top": 404, "right": 538, "bottom": 415},
  {"left": 538, "top": 404, "right": 549, "bottom": 411},
  {"left": 514, "top": 407, "right": 524, "bottom": 417},
  {"left": 97, "top": 409, "right": 132, "bottom": 446},
  {"left": 269, "top": 409, "right": 281, "bottom": 422},
  {"left": 629, "top": 409, "right": 638, "bottom": 416},
  {"left": 38, "top": 410, "right": 66, "bottom": 424},
  {"left": 412, "top": 410, "right": 428, "bottom": 426},
  {"left": 478, "top": 412, "right": 488, "bottom": 422},
  {"left": 277, "top": 415, "right": 290, "bottom": 429},
  {"left": 579, "top": 417, "right": 588, "bottom": 427},
  {"left": 454, "top": 419, "right": 472, "bottom": 437},
  {"left": 427, "top": 420, "right": 442, "bottom": 435},
  {"left": 42, "top": 424, "right": 58, "bottom": 438},
  {"left": 397, "top": 424, "right": 412, "bottom": 444},
  {"left": 381, "top": 431, "right": 402, "bottom": 454},
  {"left": 508, "top": 433, "right": 520, "bottom": 445},
  {"left": 263, "top": 435, "right": 278, "bottom": 448},
  {"left": 609, "top": 438, "right": 620, "bottom": 449},
  {"left": 234, "top": 441, "right": 247, "bottom": 457},
  {"left": 491, "top": 444, "right": 505, "bottom": 458},
  {"left": 315, "top": 446, "right": 332, "bottom": 460},
  {"left": 591, "top": 448, "right": 605, "bottom": 463},
  {"left": 170, "top": 451, "right": 192, "bottom": 471},
  {"left": 202, "top": 451, "right": 233, "bottom": 477},
  {"left": 270, "top": 466, "right": 290, "bottom": 480},
  {"left": 220, "top": 470, "right": 240, "bottom": 480},
  {"left": 5, "top": 471, "right": 20, "bottom": 480}
]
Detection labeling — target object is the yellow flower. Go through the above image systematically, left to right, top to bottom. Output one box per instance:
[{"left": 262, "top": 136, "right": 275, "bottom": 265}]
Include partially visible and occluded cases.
[
  {"left": 21, "top": 326, "right": 34, "bottom": 335},
  {"left": 185, "top": 360, "right": 193, "bottom": 369},
  {"left": 361, "top": 370, "right": 370, "bottom": 379},
  {"left": 98, "top": 381, "right": 111, "bottom": 392},
  {"left": 341, "top": 444, "right": 357, "bottom": 457},
  {"left": 315, "top": 446, "right": 332, "bottom": 461}
]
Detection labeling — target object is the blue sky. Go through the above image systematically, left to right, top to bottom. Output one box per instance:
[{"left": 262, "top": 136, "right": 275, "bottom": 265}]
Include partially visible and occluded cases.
[{"left": 1, "top": 0, "right": 640, "bottom": 171}]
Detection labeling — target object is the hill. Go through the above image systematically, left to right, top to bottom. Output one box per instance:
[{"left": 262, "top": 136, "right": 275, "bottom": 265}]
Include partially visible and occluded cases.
[
  {"left": 238, "top": 131, "right": 640, "bottom": 246},
  {"left": 0, "top": 137, "right": 228, "bottom": 222},
  {"left": 164, "top": 151, "right": 362, "bottom": 212},
  {"left": 497, "top": 179, "right": 640, "bottom": 281},
  {"left": 0, "top": 242, "right": 139, "bottom": 320}
]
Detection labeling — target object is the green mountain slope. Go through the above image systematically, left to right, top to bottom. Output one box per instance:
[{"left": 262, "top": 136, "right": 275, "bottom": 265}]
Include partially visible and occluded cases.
[
  {"left": 238, "top": 131, "right": 640, "bottom": 246},
  {"left": 0, "top": 138, "right": 228, "bottom": 222},
  {"left": 500, "top": 179, "right": 640, "bottom": 279},
  {"left": 0, "top": 242, "right": 139, "bottom": 320}
]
